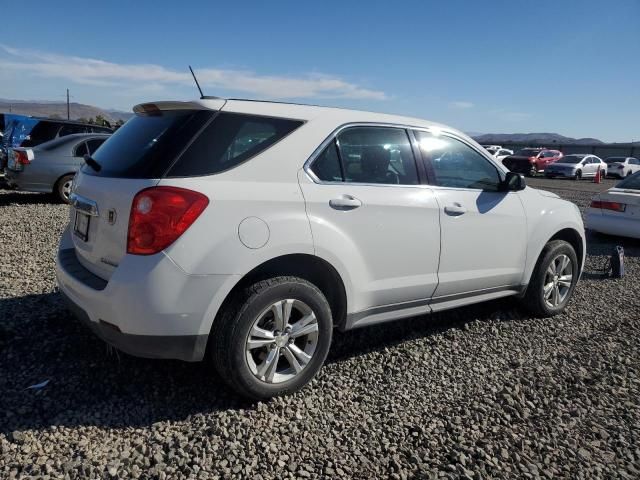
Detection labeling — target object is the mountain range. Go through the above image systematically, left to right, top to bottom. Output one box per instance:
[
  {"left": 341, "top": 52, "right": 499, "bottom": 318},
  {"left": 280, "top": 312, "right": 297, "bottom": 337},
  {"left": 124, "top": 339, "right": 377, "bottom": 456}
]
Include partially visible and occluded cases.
[{"left": 0, "top": 99, "right": 133, "bottom": 123}]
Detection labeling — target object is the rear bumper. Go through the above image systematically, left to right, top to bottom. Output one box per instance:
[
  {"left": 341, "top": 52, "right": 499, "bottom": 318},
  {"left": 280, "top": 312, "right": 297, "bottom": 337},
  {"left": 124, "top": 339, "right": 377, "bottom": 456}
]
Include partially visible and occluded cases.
[
  {"left": 3, "top": 168, "right": 52, "bottom": 192},
  {"left": 586, "top": 211, "right": 640, "bottom": 239},
  {"left": 55, "top": 226, "right": 240, "bottom": 361},
  {"left": 60, "top": 290, "right": 208, "bottom": 361}
]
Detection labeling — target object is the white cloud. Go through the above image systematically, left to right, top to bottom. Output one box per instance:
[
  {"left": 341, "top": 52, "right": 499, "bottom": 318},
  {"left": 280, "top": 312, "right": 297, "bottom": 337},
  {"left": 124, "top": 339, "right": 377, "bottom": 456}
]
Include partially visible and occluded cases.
[
  {"left": 0, "top": 45, "right": 387, "bottom": 100},
  {"left": 449, "top": 101, "right": 474, "bottom": 109}
]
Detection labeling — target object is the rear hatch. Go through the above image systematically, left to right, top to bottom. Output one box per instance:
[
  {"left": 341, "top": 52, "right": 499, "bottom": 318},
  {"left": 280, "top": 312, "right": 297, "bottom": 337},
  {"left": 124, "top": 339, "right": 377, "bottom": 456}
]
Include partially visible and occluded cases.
[{"left": 69, "top": 101, "right": 223, "bottom": 280}]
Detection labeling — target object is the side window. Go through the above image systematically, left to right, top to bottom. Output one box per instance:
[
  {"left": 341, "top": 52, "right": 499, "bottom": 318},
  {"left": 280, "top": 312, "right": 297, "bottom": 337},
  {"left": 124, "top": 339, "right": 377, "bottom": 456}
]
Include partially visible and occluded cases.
[
  {"left": 335, "top": 127, "right": 418, "bottom": 185},
  {"left": 414, "top": 130, "right": 501, "bottom": 191},
  {"left": 86, "top": 138, "right": 106, "bottom": 155},
  {"left": 310, "top": 141, "right": 343, "bottom": 182},
  {"left": 74, "top": 142, "right": 88, "bottom": 158},
  {"left": 631, "top": 158, "right": 639, "bottom": 165}
]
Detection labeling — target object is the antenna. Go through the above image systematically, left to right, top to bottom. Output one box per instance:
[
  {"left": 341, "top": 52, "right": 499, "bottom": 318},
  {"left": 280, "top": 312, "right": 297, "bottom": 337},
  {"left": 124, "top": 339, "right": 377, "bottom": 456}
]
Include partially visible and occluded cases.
[{"left": 189, "top": 65, "right": 204, "bottom": 98}]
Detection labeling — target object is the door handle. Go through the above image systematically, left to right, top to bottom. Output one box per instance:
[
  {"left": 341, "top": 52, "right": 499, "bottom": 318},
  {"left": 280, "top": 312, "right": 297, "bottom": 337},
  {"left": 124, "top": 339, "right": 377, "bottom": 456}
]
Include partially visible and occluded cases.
[
  {"left": 329, "top": 195, "right": 362, "bottom": 211},
  {"left": 444, "top": 203, "right": 467, "bottom": 216}
]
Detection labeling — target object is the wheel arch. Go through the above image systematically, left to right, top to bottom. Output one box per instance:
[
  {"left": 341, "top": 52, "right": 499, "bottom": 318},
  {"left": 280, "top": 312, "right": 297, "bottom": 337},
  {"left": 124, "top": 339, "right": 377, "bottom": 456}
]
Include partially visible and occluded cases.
[
  {"left": 54, "top": 171, "right": 77, "bottom": 192},
  {"left": 548, "top": 228, "right": 584, "bottom": 269},
  {"left": 210, "top": 254, "right": 348, "bottom": 335}
]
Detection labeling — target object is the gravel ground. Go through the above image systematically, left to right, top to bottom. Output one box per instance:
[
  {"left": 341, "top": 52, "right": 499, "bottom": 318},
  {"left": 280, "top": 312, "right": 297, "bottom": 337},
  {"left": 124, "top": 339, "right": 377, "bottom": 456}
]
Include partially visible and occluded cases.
[{"left": 1, "top": 178, "right": 639, "bottom": 479}]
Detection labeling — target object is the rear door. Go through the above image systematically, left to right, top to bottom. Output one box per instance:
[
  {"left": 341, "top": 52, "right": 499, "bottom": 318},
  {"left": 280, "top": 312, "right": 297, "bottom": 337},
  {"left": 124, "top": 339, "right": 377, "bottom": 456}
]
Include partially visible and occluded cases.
[
  {"left": 300, "top": 125, "right": 441, "bottom": 311},
  {"left": 414, "top": 129, "right": 527, "bottom": 298}
]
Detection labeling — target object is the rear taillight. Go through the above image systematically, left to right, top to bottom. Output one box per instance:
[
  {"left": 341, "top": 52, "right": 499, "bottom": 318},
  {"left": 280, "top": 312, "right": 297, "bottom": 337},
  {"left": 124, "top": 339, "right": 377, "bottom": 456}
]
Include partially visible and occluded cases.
[
  {"left": 15, "top": 150, "right": 30, "bottom": 165},
  {"left": 127, "top": 186, "right": 209, "bottom": 255},
  {"left": 590, "top": 200, "right": 626, "bottom": 212}
]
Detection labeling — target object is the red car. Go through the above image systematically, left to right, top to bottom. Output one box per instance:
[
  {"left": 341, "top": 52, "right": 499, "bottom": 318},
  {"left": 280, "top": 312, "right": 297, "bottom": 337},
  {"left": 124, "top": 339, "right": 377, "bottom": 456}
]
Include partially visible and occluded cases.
[{"left": 503, "top": 148, "right": 563, "bottom": 176}]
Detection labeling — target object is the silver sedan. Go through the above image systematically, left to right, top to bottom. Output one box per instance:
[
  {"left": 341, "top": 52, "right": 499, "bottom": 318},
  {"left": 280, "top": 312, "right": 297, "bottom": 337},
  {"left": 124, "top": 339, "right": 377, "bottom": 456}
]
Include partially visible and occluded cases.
[{"left": 4, "top": 133, "right": 110, "bottom": 203}]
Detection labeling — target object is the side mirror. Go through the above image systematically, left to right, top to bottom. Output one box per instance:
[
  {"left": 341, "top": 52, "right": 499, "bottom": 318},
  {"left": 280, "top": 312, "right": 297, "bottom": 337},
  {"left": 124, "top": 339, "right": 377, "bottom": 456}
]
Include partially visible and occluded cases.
[{"left": 501, "top": 171, "right": 526, "bottom": 191}]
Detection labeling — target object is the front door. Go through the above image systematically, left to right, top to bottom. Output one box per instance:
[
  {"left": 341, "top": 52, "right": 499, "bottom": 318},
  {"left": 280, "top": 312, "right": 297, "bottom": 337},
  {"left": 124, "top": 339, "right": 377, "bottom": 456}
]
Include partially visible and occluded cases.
[
  {"left": 300, "top": 125, "right": 441, "bottom": 313},
  {"left": 414, "top": 129, "right": 527, "bottom": 298}
]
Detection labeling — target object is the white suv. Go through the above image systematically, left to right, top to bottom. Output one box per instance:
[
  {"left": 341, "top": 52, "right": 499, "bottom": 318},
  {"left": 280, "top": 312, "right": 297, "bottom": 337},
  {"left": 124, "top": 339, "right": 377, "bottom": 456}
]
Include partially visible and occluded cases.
[{"left": 56, "top": 99, "right": 585, "bottom": 399}]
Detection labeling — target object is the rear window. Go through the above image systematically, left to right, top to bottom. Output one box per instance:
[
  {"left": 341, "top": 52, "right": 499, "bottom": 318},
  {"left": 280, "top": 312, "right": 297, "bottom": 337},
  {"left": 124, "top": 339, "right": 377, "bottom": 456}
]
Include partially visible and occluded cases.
[
  {"left": 83, "top": 110, "right": 302, "bottom": 178},
  {"left": 604, "top": 157, "right": 626, "bottom": 164}
]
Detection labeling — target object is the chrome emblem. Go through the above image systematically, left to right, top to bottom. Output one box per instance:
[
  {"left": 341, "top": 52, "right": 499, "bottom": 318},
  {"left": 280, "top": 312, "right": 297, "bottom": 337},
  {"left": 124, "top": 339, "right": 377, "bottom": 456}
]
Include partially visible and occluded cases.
[{"left": 108, "top": 209, "right": 117, "bottom": 225}]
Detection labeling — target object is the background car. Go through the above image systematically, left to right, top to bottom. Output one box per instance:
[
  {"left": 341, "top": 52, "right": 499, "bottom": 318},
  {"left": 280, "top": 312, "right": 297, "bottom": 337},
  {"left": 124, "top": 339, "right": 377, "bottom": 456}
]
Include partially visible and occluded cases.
[
  {"left": 1, "top": 114, "right": 112, "bottom": 170},
  {"left": 4, "top": 133, "right": 110, "bottom": 202},
  {"left": 483, "top": 145, "right": 514, "bottom": 163},
  {"left": 502, "top": 148, "right": 563, "bottom": 176},
  {"left": 545, "top": 154, "right": 607, "bottom": 180},
  {"left": 604, "top": 157, "right": 640, "bottom": 178},
  {"left": 587, "top": 171, "right": 640, "bottom": 238}
]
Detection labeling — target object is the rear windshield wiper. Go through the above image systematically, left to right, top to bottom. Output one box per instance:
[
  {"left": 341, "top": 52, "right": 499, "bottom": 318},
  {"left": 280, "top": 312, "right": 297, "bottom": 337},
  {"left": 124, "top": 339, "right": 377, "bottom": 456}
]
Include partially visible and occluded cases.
[{"left": 83, "top": 154, "right": 102, "bottom": 172}]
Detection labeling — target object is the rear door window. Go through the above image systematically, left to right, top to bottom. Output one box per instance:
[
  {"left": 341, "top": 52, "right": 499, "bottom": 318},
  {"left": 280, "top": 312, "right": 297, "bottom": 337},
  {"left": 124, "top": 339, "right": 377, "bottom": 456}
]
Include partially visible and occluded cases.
[{"left": 335, "top": 127, "right": 419, "bottom": 185}]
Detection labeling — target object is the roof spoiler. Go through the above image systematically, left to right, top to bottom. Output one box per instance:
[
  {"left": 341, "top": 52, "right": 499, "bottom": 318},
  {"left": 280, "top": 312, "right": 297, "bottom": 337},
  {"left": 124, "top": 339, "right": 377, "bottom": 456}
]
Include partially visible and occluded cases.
[{"left": 132, "top": 99, "right": 227, "bottom": 115}]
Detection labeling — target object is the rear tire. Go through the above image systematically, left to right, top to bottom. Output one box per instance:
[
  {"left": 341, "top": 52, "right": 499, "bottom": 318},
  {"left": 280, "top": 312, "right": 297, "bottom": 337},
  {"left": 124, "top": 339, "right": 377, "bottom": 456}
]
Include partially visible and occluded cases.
[
  {"left": 574, "top": 170, "right": 582, "bottom": 181},
  {"left": 55, "top": 174, "right": 74, "bottom": 204},
  {"left": 522, "top": 240, "right": 579, "bottom": 317},
  {"left": 211, "top": 276, "right": 333, "bottom": 400}
]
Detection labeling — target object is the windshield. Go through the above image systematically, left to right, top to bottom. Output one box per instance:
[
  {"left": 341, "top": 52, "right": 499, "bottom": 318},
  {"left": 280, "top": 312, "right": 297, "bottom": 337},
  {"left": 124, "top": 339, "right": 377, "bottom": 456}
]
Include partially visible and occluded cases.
[
  {"left": 515, "top": 149, "right": 539, "bottom": 157},
  {"left": 560, "top": 155, "right": 585, "bottom": 164},
  {"left": 604, "top": 157, "right": 626, "bottom": 164},
  {"left": 616, "top": 172, "right": 640, "bottom": 190}
]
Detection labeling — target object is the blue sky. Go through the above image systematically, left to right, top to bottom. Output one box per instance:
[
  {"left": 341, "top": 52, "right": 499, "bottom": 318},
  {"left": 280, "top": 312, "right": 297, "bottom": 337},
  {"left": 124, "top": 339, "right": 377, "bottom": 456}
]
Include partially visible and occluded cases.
[{"left": 1, "top": 0, "right": 638, "bottom": 142}]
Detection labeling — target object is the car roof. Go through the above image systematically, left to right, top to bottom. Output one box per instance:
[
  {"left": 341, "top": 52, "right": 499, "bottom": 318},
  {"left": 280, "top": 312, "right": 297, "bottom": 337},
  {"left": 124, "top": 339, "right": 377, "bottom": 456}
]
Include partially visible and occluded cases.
[{"left": 134, "top": 98, "right": 457, "bottom": 135}]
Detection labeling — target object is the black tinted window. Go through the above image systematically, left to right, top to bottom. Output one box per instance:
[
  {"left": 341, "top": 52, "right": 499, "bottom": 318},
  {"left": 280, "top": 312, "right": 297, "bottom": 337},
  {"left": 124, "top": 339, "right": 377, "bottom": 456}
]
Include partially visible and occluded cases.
[
  {"left": 83, "top": 110, "right": 215, "bottom": 178},
  {"left": 167, "top": 113, "right": 302, "bottom": 177},
  {"left": 20, "top": 122, "right": 60, "bottom": 147},
  {"left": 60, "top": 124, "right": 89, "bottom": 136},
  {"left": 335, "top": 127, "right": 418, "bottom": 185},
  {"left": 415, "top": 131, "right": 501, "bottom": 191},
  {"left": 86, "top": 138, "right": 106, "bottom": 154},
  {"left": 311, "top": 141, "right": 343, "bottom": 182},
  {"left": 74, "top": 142, "right": 88, "bottom": 157}
]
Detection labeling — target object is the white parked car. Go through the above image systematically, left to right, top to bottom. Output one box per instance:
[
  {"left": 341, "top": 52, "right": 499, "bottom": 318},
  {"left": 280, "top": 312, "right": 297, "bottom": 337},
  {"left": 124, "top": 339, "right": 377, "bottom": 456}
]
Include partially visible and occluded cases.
[
  {"left": 56, "top": 98, "right": 585, "bottom": 399},
  {"left": 482, "top": 145, "right": 513, "bottom": 163},
  {"left": 544, "top": 154, "right": 608, "bottom": 180},
  {"left": 604, "top": 157, "right": 640, "bottom": 179},
  {"left": 587, "top": 172, "right": 640, "bottom": 239}
]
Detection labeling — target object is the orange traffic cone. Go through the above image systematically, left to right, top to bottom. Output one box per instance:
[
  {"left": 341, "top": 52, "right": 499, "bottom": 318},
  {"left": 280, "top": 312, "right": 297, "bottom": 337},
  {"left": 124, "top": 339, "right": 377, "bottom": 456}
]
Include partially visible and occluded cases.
[{"left": 594, "top": 168, "right": 601, "bottom": 184}]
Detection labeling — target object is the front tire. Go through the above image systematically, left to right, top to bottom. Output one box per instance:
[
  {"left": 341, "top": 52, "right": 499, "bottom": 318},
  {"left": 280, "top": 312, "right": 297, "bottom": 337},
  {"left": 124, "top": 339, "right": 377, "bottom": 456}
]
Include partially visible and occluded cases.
[
  {"left": 55, "top": 174, "right": 74, "bottom": 204},
  {"left": 522, "top": 240, "right": 579, "bottom": 317},
  {"left": 212, "top": 276, "right": 333, "bottom": 400}
]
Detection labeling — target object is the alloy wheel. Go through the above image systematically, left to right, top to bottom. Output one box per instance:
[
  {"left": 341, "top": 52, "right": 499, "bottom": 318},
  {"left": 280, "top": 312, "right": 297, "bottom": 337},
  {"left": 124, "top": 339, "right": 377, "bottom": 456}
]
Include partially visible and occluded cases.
[
  {"left": 61, "top": 179, "right": 73, "bottom": 202},
  {"left": 543, "top": 254, "right": 573, "bottom": 308},
  {"left": 245, "top": 299, "right": 319, "bottom": 384}
]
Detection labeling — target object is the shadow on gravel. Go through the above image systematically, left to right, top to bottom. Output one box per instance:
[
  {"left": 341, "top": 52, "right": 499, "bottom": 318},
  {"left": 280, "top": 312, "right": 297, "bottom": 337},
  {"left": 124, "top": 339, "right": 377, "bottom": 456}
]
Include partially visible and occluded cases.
[
  {"left": 0, "top": 190, "right": 56, "bottom": 206},
  {"left": 586, "top": 230, "right": 640, "bottom": 258},
  {"left": 0, "top": 291, "right": 522, "bottom": 435}
]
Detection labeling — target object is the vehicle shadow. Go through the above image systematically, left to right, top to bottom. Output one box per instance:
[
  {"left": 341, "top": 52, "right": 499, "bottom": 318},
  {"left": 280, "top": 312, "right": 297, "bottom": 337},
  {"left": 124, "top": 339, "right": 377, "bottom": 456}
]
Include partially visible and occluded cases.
[
  {"left": 0, "top": 189, "right": 57, "bottom": 207},
  {"left": 586, "top": 230, "right": 640, "bottom": 258},
  {"left": 0, "top": 291, "right": 520, "bottom": 435}
]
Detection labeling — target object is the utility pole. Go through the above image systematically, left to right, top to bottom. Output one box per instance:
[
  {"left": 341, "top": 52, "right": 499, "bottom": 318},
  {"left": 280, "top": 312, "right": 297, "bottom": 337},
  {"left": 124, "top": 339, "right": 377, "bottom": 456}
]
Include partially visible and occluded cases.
[{"left": 66, "top": 89, "right": 70, "bottom": 120}]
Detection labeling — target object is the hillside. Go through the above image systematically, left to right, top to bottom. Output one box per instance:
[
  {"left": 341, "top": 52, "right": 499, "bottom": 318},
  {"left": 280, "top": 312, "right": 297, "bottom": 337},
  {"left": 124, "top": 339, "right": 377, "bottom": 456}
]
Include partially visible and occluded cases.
[
  {"left": 0, "top": 99, "right": 132, "bottom": 123},
  {"left": 472, "top": 132, "right": 604, "bottom": 145}
]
